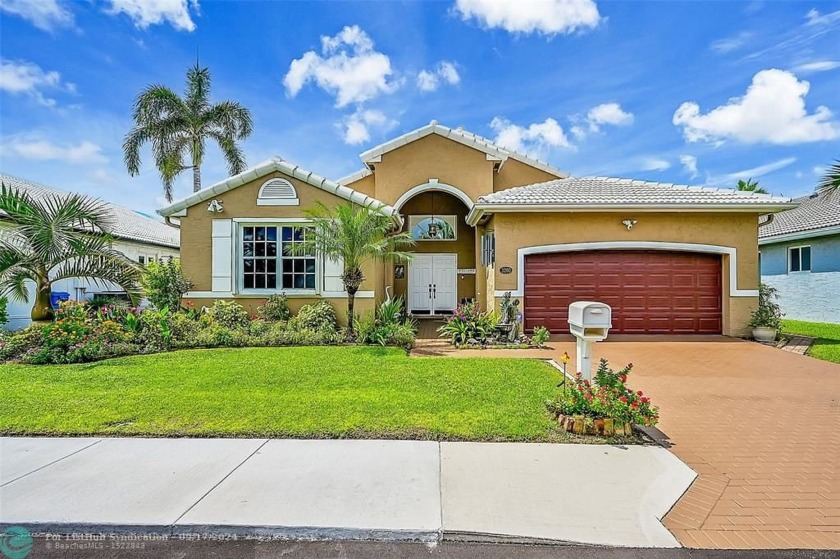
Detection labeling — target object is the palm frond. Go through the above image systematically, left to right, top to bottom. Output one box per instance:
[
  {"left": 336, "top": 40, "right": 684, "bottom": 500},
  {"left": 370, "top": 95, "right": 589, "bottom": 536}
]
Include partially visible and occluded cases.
[
  {"left": 186, "top": 64, "right": 211, "bottom": 115},
  {"left": 209, "top": 130, "right": 246, "bottom": 176},
  {"left": 817, "top": 159, "right": 840, "bottom": 194}
]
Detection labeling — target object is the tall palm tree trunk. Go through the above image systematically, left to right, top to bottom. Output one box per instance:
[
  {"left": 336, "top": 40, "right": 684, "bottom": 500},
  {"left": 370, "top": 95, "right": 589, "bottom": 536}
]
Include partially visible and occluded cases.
[{"left": 192, "top": 164, "right": 201, "bottom": 193}]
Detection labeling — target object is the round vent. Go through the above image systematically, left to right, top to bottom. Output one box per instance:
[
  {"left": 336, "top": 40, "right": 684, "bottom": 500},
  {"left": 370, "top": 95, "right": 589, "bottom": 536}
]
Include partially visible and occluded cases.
[{"left": 257, "top": 178, "right": 298, "bottom": 205}]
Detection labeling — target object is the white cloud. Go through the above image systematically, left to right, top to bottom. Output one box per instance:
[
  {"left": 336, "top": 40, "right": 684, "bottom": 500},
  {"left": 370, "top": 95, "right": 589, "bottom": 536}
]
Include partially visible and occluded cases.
[
  {"left": 0, "top": 0, "right": 74, "bottom": 31},
  {"left": 104, "top": 0, "right": 199, "bottom": 32},
  {"left": 454, "top": 0, "right": 602, "bottom": 36},
  {"left": 805, "top": 8, "right": 840, "bottom": 26},
  {"left": 284, "top": 25, "right": 399, "bottom": 108},
  {"left": 710, "top": 31, "right": 753, "bottom": 54},
  {"left": 0, "top": 59, "right": 73, "bottom": 107},
  {"left": 792, "top": 60, "right": 840, "bottom": 74},
  {"left": 416, "top": 61, "right": 461, "bottom": 92},
  {"left": 673, "top": 69, "right": 840, "bottom": 145},
  {"left": 586, "top": 102, "right": 634, "bottom": 132},
  {"left": 341, "top": 109, "right": 397, "bottom": 145},
  {"left": 490, "top": 117, "right": 572, "bottom": 157},
  {"left": 1, "top": 137, "right": 107, "bottom": 164},
  {"left": 680, "top": 155, "right": 699, "bottom": 179},
  {"left": 724, "top": 157, "right": 797, "bottom": 181},
  {"left": 641, "top": 158, "right": 670, "bottom": 172}
]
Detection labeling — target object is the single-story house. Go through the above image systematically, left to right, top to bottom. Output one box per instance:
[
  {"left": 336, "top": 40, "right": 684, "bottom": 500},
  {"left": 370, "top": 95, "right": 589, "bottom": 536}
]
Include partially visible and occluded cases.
[
  {"left": 158, "top": 121, "right": 795, "bottom": 337},
  {"left": 1, "top": 174, "right": 181, "bottom": 329},
  {"left": 759, "top": 189, "right": 840, "bottom": 324}
]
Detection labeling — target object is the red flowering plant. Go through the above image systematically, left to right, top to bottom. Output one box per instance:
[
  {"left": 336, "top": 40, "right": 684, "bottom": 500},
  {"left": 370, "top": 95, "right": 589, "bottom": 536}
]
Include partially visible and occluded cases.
[{"left": 547, "top": 358, "right": 659, "bottom": 427}]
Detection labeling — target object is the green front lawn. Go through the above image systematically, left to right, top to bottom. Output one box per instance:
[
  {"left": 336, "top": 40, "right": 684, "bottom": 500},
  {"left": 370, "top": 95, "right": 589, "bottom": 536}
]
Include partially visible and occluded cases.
[
  {"left": 783, "top": 319, "right": 840, "bottom": 364},
  {"left": 0, "top": 347, "right": 568, "bottom": 441}
]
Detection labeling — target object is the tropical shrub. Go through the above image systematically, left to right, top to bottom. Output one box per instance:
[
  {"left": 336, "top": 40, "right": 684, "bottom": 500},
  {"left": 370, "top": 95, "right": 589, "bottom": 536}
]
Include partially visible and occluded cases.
[
  {"left": 141, "top": 258, "right": 192, "bottom": 311},
  {"left": 749, "top": 283, "right": 783, "bottom": 330},
  {"left": 257, "top": 294, "right": 291, "bottom": 322},
  {"left": 358, "top": 297, "right": 416, "bottom": 348},
  {"left": 209, "top": 300, "right": 250, "bottom": 330},
  {"left": 296, "top": 301, "right": 338, "bottom": 332},
  {"left": 438, "top": 301, "right": 498, "bottom": 345},
  {"left": 531, "top": 326, "right": 550, "bottom": 347},
  {"left": 546, "top": 359, "right": 659, "bottom": 427}
]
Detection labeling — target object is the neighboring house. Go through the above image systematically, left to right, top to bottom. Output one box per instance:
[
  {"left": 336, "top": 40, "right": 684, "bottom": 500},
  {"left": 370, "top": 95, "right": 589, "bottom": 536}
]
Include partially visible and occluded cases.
[
  {"left": 158, "top": 121, "right": 794, "bottom": 337},
  {"left": 1, "top": 174, "right": 180, "bottom": 329},
  {"left": 759, "top": 190, "right": 840, "bottom": 324}
]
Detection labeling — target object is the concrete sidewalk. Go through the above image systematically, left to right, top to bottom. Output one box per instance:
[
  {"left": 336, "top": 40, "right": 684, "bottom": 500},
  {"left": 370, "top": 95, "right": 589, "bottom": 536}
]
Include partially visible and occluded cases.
[{"left": 0, "top": 437, "right": 695, "bottom": 548}]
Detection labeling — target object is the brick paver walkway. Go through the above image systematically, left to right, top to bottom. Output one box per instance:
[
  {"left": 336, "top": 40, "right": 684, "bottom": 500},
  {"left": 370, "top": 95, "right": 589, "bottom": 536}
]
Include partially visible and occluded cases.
[
  {"left": 776, "top": 335, "right": 816, "bottom": 356},
  {"left": 414, "top": 337, "right": 840, "bottom": 549}
]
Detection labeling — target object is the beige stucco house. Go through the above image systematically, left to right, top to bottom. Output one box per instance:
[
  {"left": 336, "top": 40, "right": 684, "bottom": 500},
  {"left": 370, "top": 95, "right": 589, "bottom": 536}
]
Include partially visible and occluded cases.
[{"left": 158, "top": 121, "right": 795, "bottom": 337}]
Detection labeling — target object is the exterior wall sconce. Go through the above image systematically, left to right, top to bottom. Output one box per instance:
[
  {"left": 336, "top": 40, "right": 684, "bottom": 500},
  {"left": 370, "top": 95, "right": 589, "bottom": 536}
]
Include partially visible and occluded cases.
[
  {"left": 207, "top": 199, "right": 224, "bottom": 213},
  {"left": 622, "top": 219, "right": 637, "bottom": 230}
]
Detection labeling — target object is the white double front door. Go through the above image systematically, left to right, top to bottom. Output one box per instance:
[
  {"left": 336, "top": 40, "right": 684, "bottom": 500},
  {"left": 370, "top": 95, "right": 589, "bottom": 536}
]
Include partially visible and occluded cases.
[{"left": 408, "top": 254, "right": 457, "bottom": 314}]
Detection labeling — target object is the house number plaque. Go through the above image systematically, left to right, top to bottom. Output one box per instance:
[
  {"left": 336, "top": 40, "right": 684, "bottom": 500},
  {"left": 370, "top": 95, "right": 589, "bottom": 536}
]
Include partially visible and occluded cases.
[{"left": 500, "top": 266, "right": 513, "bottom": 274}]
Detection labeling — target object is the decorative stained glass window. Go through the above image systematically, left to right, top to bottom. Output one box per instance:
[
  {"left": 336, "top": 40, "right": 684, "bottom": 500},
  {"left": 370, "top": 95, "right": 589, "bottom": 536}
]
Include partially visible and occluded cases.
[{"left": 409, "top": 215, "right": 457, "bottom": 241}]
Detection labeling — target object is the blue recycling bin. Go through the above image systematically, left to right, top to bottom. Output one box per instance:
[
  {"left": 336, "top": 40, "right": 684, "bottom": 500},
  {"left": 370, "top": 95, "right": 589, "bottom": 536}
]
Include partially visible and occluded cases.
[{"left": 50, "top": 292, "right": 70, "bottom": 309}]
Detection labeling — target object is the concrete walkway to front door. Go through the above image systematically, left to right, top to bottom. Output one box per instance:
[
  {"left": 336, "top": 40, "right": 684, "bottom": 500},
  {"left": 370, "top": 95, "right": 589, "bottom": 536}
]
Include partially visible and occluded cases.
[
  {"left": 414, "top": 336, "right": 840, "bottom": 550},
  {"left": 0, "top": 437, "right": 694, "bottom": 548}
]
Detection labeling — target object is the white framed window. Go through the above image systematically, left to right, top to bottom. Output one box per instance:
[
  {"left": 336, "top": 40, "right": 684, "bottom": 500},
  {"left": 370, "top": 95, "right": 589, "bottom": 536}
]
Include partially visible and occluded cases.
[
  {"left": 257, "top": 178, "right": 299, "bottom": 206},
  {"left": 239, "top": 224, "right": 316, "bottom": 291},
  {"left": 788, "top": 245, "right": 811, "bottom": 273},
  {"left": 138, "top": 254, "right": 157, "bottom": 266}
]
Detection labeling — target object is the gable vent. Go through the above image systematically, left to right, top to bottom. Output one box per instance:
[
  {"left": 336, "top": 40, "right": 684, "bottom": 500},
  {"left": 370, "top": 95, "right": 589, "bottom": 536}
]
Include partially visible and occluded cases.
[{"left": 257, "top": 178, "right": 299, "bottom": 206}]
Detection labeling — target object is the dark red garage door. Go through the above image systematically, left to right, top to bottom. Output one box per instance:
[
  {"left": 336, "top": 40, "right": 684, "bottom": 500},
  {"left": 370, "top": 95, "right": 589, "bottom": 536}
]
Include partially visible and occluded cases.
[{"left": 524, "top": 250, "right": 722, "bottom": 334}]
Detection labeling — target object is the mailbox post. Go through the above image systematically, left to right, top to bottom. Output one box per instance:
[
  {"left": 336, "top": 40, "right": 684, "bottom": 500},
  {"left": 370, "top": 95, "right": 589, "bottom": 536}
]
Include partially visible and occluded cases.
[{"left": 567, "top": 302, "right": 612, "bottom": 381}]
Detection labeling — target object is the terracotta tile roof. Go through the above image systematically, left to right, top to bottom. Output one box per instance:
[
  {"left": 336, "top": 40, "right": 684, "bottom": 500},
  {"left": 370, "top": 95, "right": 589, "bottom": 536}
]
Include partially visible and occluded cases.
[
  {"left": 0, "top": 173, "right": 180, "bottom": 249},
  {"left": 479, "top": 176, "right": 794, "bottom": 207},
  {"left": 759, "top": 189, "right": 840, "bottom": 239}
]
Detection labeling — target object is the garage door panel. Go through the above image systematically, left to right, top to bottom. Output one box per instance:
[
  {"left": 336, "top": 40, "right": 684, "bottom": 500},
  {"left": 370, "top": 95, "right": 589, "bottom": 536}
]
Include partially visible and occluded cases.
[{"left": 524, "top": 250, "right": 722, "bottom": 334}]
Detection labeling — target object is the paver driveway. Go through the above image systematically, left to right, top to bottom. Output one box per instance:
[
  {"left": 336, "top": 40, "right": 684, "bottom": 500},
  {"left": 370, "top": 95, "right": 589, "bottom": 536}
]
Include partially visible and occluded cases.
[{"left": 415, "top": 336, "right": 840, "bottom": 550}]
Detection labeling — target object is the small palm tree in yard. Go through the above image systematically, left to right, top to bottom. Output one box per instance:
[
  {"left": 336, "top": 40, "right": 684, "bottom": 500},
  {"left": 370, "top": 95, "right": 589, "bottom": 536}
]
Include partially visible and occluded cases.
[
  {"left": 124, "top": 64, "right": 253, "bottom": 202},
  {"left": 817, "top": 159, "right": 840, "bottom": 194},
  {"left": 736, "top": 178, "right": 768, "bottom": 194},
  {"left": 0, "top": 183, "right": 142, "bottom": 321},
  {"left": 295, "top": 202, "right": 414, "bottom": 341}
]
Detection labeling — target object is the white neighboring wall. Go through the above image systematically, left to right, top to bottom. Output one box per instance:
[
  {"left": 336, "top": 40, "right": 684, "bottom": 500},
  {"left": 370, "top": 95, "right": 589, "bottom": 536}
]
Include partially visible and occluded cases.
[
  {"left": 4, "top": 238, "right": 179, "bottom": 330},
  {"left": 761, "top": 271, "right": 840, "bottom": 324}
]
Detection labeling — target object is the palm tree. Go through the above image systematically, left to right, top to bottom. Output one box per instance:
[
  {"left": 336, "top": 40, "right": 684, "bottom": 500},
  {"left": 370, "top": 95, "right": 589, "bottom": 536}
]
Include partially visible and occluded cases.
[
  {"left": 124, "top": 64, "right": 253, "bottom": 202},
  {"left": 817, "top": 159, "right": 840, "bottom": 194},
  {"left": 736, "top": 178, "right": 768, "bottom": 194},
  {"left": 0, "top": 183, "right": 142, "bottom": 321},
  {"left": 295, "top": 202, "right": 414, "bottom": 341}
]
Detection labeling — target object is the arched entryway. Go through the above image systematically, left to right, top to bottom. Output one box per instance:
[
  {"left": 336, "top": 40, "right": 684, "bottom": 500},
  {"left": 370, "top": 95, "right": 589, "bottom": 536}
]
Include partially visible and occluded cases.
[{"left": 391, "top": 187, "right": 476, "bottom": 315}]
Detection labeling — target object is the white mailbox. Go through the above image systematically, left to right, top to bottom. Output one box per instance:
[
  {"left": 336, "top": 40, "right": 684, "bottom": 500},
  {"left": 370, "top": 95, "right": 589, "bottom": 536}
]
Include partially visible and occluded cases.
[
  {"left": 567, "top": 301, "right": 613, "bottom": 381},
  {"left": 567, "top": 301, "right": 612, "bottom": 341}
]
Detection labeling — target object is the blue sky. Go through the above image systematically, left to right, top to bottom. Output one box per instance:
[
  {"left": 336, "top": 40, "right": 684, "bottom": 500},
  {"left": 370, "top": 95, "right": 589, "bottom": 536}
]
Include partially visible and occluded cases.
[{"left": 1, "top": 0, "right": 839, "bottom": 216}]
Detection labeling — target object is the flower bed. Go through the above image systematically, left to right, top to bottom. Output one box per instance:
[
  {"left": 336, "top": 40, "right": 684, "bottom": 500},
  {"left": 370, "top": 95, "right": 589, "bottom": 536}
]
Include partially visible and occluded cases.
[
  {"left": 0, "top": 295, "right": 416, "bottom": 365},
  {"left": 437, "top": 301, "right": 551, "bottom": 349},
  {"left": 546, "top": 359, "right": 659, "bottom": 436}
]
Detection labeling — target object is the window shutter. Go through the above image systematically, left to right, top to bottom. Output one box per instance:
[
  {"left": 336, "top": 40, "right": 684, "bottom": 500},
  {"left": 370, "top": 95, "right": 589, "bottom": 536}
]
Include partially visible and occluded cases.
[
  {"left": 211, "top": 219, "right": 233, "bottom": 292},
  {"left": 322, "top": 254, "right": 345, "bottom": 293}
]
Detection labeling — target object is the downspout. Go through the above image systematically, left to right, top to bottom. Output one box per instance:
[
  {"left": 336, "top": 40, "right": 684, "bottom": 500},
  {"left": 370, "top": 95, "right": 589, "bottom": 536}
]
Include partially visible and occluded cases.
[
  {"left": 758, "top": 213, "right": 774, "bottom": 228},
  {"left": 164, "top": 216, "right": 180, "bottom": 229}
]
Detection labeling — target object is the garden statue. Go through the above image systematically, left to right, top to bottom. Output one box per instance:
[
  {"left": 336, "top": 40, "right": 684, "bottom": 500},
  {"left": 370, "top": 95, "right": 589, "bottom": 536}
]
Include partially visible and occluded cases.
[{"left": 500, "top": 291, "right": 521, "bottom": 342}]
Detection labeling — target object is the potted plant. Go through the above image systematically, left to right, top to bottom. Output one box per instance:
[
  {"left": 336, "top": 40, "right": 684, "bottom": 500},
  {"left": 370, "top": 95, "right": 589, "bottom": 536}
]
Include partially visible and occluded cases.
[{"left": 749, "top": 283, "right": 783, "bottom": 342}]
